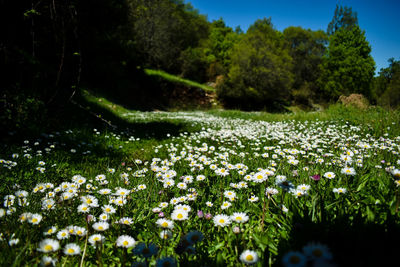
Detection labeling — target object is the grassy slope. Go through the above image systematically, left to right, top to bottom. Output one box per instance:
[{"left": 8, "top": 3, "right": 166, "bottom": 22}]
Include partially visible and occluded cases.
[{"left": 144, "top": 69, "right": 215, "bottom": 93}]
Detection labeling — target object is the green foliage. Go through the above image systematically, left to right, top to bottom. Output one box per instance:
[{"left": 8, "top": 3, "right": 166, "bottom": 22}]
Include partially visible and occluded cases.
[
  {"left": 129, "top": 0, "right": 209, "bottom": 73},
  {"left": 327, "top": 4, "right": 358, "bottom": 36},
  {"left": 218, "top": 18, "right": 294, "bottom": 110},
  {"left": 202, "top": 19, "right": 241, "bottom": 79},
  {"left": 318, "top": 26, "right": 375, "bottom": 100},
  {"left": 283, "top": 27, "right": 328, "bottom": 104},
  {"left": 374, "top": 58, "right": 400, "bottom": 108}
]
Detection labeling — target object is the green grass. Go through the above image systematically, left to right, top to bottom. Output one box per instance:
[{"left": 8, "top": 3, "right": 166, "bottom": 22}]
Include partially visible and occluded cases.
[
  {"left": 144, "top": 69, "right": 215, "bottom": 93},
  {"left": 1, "top": 93, "right": 400, "bottom": 266}
]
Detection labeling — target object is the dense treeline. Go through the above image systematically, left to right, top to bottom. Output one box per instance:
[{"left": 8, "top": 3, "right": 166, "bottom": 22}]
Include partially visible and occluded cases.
[{"left": 1, "top": 1, "right": 399, "bottom": 131}]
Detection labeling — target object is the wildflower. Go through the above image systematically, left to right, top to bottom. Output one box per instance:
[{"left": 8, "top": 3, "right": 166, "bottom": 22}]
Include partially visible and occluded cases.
[
  {"left": 341, "top": 167, "right": 356, "bottom": 176},
  {"left": 323, "top": 172, "right": 336, "bottom": 179},
  {"left": 310, "top": 175, "right": 321, "bottom": 181},
  {"left": 177, "top": 182, "right": 187, "bottom": 190},
  {"left": 137, "top": 184, "right": 147, "bottom": 190},
  {"left": 265, "top": 187, "right": 279, "bottom": 196},
  {"left": 333, "top": 188, "right": 347, "bottom": 194},
  {"left": 248, "top": 196, "right": 259, "bottom": 202},
  {"left": 206, "top": 201, "right": 213, "bottom": 207},
  {"left": 221, "top": 201, "right": 232, "bottom": 210},
  {"left": 77, "top": 204, "right": 90, "bottom": 213},
  {"left": 102, "top": 205, "right": 116, "bottom": 214},
  {"left": 171, "top": 209, "right": 189, "bottom": 221},
  {"left": 19, "top": 212, "right": 32, "bottom": 223},
  {"left": 231, "top": 212, "right": 249, "bottom": 223},
  {"left": 28, "top": 213, "right": 43, "bottom": 225},
  {"left": 99, "top": 213, "right": 109, "bottom": 221},
  {"left": 213, "top": 214, "right": 231, "bottom": 227},
  {"left": 119, "top": 217, "right": 133, "bottom": 225},
  {"left": 156, "top": 218, "right": 174, "bottom": 229},
  {"left": 92, "top": 222, "right": 109, "bottom": 231},
  {"left": 44, "top": 226, "right": 57, "bottom": 236},
  {"left": 73, "top": 226, "right": 86, "bottom": 237},
  {"left": 57, "top": 229, "right": 70, "bottom": 240},
  {"left": 160, "top": 230, "right": 173, "bottom": 240},
  {"left": 185, "top": 231, "right": 204, "bottom": 245},
  {"left": 88, "top": 234, "right": 105, "bottom": 247},
  {"left": 116, "top": 235, "right": 136, "bottom": 248},
  {"left": 9, "top": 238, "right": 19, "bottom": 246},
  {"left": 37, "top": 239, "right": 60, "bottom": 253},
  {"left": 133, "top": 242, "right": 158, "bottom": 258},
  {"left": 302, "top": 242, "right": 332, "bottom": 261},
  {"left": 63, "top": 243, "right": 81, "bottom": 255},
  {"left": 239, "top": 250, "right": 259, "bottom": 265},
  {"left": 282, "top": 251, "right": 307, "bottom": 267},
  {"left": 40, "top": 256, "right": 57, "bottom": 266},
  {"left": 156, "top": 257, "right": 177, "bottom": 267}
]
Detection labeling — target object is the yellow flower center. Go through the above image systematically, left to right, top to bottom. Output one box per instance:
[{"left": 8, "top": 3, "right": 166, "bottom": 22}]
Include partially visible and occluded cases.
[
  {"left": 177, "top": 214, "right": 183, "bottom": 219},
  {"left": 236, "top": 216, "right": 242, "bottom": 221},
  {"left": 32, "top": 218, "right": 38, "bottom": 223},
  {"left": 219, "top": 219, "right": 225, "bottom": 224},
  {"left": 161, "top": 222, "right": 168, "bottom": 227},
  {"left": 98, "top": 226, "right": 103, "bottom": 230},
  {"left": 123, "top": 240, "right": 129, "bottom": 246},
  {"left": 44, "top": 245, "right": 53, "bottom": 251},
  {"left": 67, "top": 248, "right": 75, "bottom": 254},
  {"left": 312, "top": 249, "right": 323, "bottom": 257},
  {"left": 245, "top": 254, "right": 254, "bottom": 261},
  {"left": 290, "top": 256, "right": 300, "bottom": 264}
]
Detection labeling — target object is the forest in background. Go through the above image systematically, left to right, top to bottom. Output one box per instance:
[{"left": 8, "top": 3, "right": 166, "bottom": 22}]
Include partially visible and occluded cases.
[{"left": 1, "top": 0, "right": 399, "bottom": 133}]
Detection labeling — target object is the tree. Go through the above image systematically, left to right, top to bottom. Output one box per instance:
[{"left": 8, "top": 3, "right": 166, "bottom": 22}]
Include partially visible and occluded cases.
[
  {"left": 128, "top": 0, "right": 209, "bottom": 73},
  {"left": 327, "top": 5, "right": 358, "bottom": 36},
  {"left": 217, "top": 18, "right": 293, "bottom": 110},
  {"left": 318, "top": 25, "right": 375, "bottom": 100},
  {"left": 283, "top": 27, "right": 328, "bottom": 104},
  {"left": 374, "top": 58, "right": 400, "bottom": 107}
]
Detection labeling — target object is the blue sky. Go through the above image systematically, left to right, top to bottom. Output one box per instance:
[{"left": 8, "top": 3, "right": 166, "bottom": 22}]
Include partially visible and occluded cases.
[{"left": 189, "top": 0, "right": 400, "bottom": 73}]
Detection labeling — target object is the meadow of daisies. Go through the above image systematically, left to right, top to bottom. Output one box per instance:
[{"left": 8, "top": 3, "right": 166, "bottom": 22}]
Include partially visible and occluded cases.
[{"left": 1, "top": 108, "right": 400, "bottom": 266}]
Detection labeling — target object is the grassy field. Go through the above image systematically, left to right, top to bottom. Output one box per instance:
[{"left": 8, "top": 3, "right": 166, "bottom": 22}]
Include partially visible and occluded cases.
[{"left": 1, "top": 94, "right": 400, "bottom": 266}]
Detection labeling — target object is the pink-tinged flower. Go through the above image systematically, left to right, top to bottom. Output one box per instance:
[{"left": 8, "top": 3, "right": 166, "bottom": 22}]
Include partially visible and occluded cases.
[
  {"left": 310, "top": 174, "right": 321, "bottom": 181},
  {"left": 197, "top": 210, "right": 204, "bottom": 218},
  {"left": 158, "top": 212, "right": 164, "bottom": 218},
  {"left": 205, "top": 213, "right": 212, "bottom": 220}
]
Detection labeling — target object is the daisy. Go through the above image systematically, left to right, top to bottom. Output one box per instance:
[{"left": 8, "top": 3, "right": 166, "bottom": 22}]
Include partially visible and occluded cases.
[
  {"left": 341, "top": 167, "right": 356, "bottom": 176},
  {"left": 323, "top": 172, "right": 336, "bottom": 179},
  {"left": 176, "top": 182, "right": 187, "bottom": 190},
  {"left": 265, "top": 187, "right": 279, "bottom": 196},
  {"left": 333, "top": 188, "right": 347, "bottom": 194},
  {"left": 248, "top": 196, "right": 259, "bottom": 202},
  {"left": 206, "top": 201, "right": 213, "bottom": 207},
  {"left": 221, "top": 201, "right": 232, "bottom": 210},
  {"left": 77, "top": 204, "right": 90, "bottom": 213},
  {"left": 174, "top": 204, "right": 191, "bottom": 213},
  {"left": 102, "top": 205, "right": 116, "bottom": 214},
  {"left": 171, "top": 209, "right": 189, "bottom": 221},
  {"left": 231, "top": 212, "right": 249, "bottom": 223},
  {"left": 99, "top": 213, "right": 109, "bottom": 221},
  {"left": 213, "top": 214, "right": 231, "bottom": 227},
  {"left": 119, "top": 217, "right": 133, "bottom": 225},
  {"left": 156, "top": 218, "right": 174, "bottom": 229},
  {"left": 92, "top": 222, "right": 109, "bottom": 231},
  {"left": 43, "top": 226, "right": 57, "bottom": 236},
  {"left": 73, "top": 226, "right": 86, "bottom": 237},
  {"left": 56, "top": 229, "right": 70, "bottom": 240},
  {"left": 159, "top": 230, "right": 173, "bottom": 240},
  {"left": 185, "top": 231, "right": 204, "bottom": 245},
  {"left": 88, "top": 234, "right": 105, "bottom": 247},
  {"left": 116, "top": 235, "right": 136, "bottom": 248},
  {"left": 37, "top": 239, "right": 60, "bottom": 253},
  {"left": 133, "top": 242, "right": 158, "bottom": 258},
  {"left": 302, "top": 242, "right": 332, "bottom": 261},
  {"left": 63, "top": 243, "right": 81, "bottom": 255},
  {"left": 240, "top": 250, "right": 259, "bottom": 265},
  {"left": 281, "top": 251, "right": 307, "bottom": 267},
  {"left": 40, "top": 256, "right": 57, "bottom": 266},
  {"left": 156, "top": 257, "right": 177, "bottom": 267}
]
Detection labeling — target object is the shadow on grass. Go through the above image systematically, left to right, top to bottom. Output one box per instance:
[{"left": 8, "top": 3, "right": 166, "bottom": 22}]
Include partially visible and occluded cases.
[{"left": 276, "top": 212, "right": 400, "bottom": 267}]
